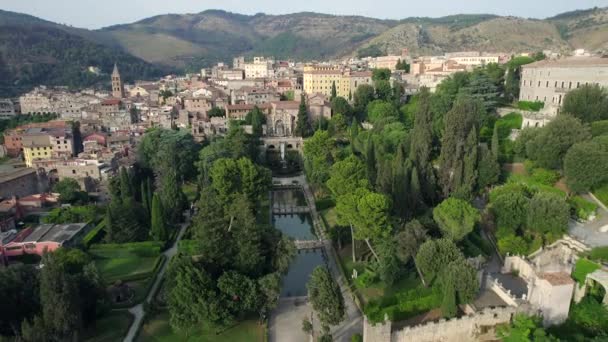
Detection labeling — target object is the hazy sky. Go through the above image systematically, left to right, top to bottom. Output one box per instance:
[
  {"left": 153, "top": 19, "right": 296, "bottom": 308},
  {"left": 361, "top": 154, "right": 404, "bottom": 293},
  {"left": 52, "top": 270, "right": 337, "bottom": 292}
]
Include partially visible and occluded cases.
[{"left": 2, "top": 0, "right": 607, "bottom": 29}]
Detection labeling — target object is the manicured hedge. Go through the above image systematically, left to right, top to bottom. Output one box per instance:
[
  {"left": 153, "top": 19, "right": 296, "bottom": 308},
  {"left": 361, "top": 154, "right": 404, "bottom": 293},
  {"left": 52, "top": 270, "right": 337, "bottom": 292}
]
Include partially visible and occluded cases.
[
  {"left": 517, "top": 101, "right": 544, "bottom": 112},
  {"left": 591, "top": 120, "right": 608, "bottom": 137},
  {"left": 83, "top": 219, "right": 106, "bottom": 248}
]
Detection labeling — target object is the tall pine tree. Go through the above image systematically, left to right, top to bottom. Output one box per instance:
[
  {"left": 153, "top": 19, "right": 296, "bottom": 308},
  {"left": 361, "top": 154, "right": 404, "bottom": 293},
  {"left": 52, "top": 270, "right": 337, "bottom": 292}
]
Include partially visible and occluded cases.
[
  {"left": 331, "top": 81, "right": 337, "bottom": 100},
  {"left": 409, "top": 88, "right": 436, "bottom": 204},
  {"left": 295, "top": 94, "right": 310, "bottom": 137},
  {"left": 365, "top": 139, "right": 377, "bottom": 187},
  {"left": 119, "top": 167, "right": 133, "bottom": 202},
  {"left": 150, "top": 193, "right": 168, "bottom": 242}
]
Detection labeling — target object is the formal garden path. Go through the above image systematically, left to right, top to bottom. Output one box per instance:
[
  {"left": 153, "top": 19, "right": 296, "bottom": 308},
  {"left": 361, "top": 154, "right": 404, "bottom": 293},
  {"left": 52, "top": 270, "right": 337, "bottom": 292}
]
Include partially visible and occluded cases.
[{"left": 122, "top": 211, "right": 191, "bottom": 342}]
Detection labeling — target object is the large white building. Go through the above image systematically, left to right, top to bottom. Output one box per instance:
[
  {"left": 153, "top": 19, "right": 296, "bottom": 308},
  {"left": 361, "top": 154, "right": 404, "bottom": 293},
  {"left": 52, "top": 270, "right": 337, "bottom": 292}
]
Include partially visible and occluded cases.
[{"left": 519, "top": 57, "right": 608, "bottom": 115}]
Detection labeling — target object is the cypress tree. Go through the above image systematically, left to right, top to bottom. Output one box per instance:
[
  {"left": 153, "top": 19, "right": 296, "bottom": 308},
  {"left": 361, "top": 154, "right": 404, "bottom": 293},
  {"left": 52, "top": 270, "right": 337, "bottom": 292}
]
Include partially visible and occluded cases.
[
  {"left": 331, "top": 81, "right": 337, "bottom": 100},
  {"left": 409, "top": 88, "right": 436, "bottom": 204},
  {"left": 295, "top": 94, "right": 310, "bottom": 137},
  {"left": 438, "top": 95, "right": 482, "bottom": 197},
  {"left": 491, "top": 123, "right": 500, "bottom": 159},
  {"left": 457, "top": 128, "right": 479, "bottom": 200},
  {"left": 365, "top": 139, "right": 377, "bottom": 187},
  {"left": 392, "top": 145, "right": 410, "bottom": 219},
  {"left": 477, "top": 145, "right": 500, "bottom": 190},
  {"left": 376, "top": 159, "right": 393, "bottom": 195},
  {"left": 409, "top": 165, "right": 422, "bottom": 216},
  {"left": 119, "top": 167, "right": 132, "bottom": 202},
  {"left": 146, "top": 177, "right": 153, "bottom": 209},
  {"left": 141, "top": 181, "right": 150, "bottom": 215},
  {"left": 151, "top": 193, "right": 168, "bottom": 242},
  {"left": 441, "top": 275, "right": 457, "bottom": 318}
]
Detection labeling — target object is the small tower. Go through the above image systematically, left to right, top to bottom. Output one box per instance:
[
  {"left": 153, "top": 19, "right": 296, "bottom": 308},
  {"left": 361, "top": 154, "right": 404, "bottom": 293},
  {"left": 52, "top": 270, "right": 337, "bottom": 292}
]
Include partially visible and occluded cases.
[{"left": 111, "top": 63, "right": 124, "bottom": 98}]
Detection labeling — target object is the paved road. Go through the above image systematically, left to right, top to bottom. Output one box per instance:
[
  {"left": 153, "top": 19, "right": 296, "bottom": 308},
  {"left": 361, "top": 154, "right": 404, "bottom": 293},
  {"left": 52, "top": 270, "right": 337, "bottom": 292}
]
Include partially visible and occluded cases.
[
  {"left": 569, "top": 194, "right": 608, "bottom": 247},
  {"left": 123, "top": 212, "right": 191, "bottom": 342}
]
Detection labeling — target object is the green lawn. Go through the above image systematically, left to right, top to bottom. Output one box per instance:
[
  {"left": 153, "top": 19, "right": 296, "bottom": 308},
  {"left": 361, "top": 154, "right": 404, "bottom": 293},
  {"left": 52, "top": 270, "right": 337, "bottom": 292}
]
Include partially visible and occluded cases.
[
  {"left": 505, "top": 172, "right": 566, "bottom": 197},
  {"left": 593, "top": 183, "right": 608, "bottom": 208},
  {"left": 89, "top": 242, "right": 162, "bottom": 283},
  {"left": 94, "top": 256, "right": 160, "bottom": 283},
  {"left": 572, "top": 259, "right": 601, "bottom": 285},
  {"left": 84, "top": 311, "right": 133, "bottom": 342},
  {"left": 136, "top": 311, "right": 264, "bottom": 342}
]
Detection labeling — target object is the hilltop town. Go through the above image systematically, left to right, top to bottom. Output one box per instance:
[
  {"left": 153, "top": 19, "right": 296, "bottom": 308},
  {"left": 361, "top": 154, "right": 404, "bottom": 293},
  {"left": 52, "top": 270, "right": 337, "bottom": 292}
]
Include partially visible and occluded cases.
[{"left": 1, "top": 7, "right": 608, "bottom": 342}]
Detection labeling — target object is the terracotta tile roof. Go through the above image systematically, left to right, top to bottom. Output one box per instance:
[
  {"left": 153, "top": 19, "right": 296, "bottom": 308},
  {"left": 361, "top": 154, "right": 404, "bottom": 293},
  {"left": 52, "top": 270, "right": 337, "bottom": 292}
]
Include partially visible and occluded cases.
[
  {"left": 524, "top": 57, "right": 608, "bottom": 68},
  {"left": 102, "top": 98, "right": 121, "bottom": 106},
  {"left": 272, "top": 101, "right": 300, "bottom": 110},
  {"left": 539, "top": 272, "right": 574, "bottom": 286}
]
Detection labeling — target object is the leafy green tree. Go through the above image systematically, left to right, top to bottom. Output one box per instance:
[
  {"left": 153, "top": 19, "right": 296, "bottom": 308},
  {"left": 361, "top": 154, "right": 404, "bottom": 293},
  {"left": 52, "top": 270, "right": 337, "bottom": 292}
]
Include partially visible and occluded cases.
[
  {"left": 504, "top": 66, "right": 521, "bottom": 102},
  {"left": 372, "top": 68, "right": 391, "bottom": 81},
  {"left": 463, "top": 71, "right": 500, "bottom": 112},
  {"left": 374, "top": 80, "right": 392, "bottom": 101},
  {"left": 353, "top": 84, "right": 375, "bottom": 117},
  {"left": 562, "top": 84, "right": 608, "bottom": 123},
  {"left": 295, "top": 93, "right": 310, "bottom": 137},
  {"left": 331, "top": 97, "right": 353, "bottom": 119},
  {"left": 366, "top": 100, "right": 399, "bottom": 123},
  {"left": 208, "top": 106, "right": 226, "bottom": 118},
  {"left": 246, "top": 106, "right": 265, "bottom": 137},
  {"left": 329, "top": 113, "right": 348, "bottom": 136},
  {"left": 526, "top": 114, "right": 590, "bottom": 169},
  {"left": 492, "top": 123, "right": 500, "bottom": 158},
  {"left": 457, "top": 128, "right": 479, "bottom": 199},
  {"left": 303, "top": 130, "right": 335, "bottom": 185},
  {"left": 564, "top": 138, "right": 608, "bottom": 192},
  {"left": 477, "top": 145, "right": 500, "bottom": 190},
  {"left": 392, "top": 146, "right": 411, "bottom": 218},
  {"left": 326, "top": 155, "right": 368, "bottom": 197},
  {"left": 210, "top": 157, "right": 271, "bottom": 208},
  {"left": 119, "top": 167, "right": 133, "bottom": 202},
  {"left": 159, "top": 168, "right": 187, "bottom": 223},
  {"left": 53, "top": 178, "right": 88, "bottom": 204},
  {"left": 335, "top": 188, "right": 369, "bottom": 262},
  {"left": 491, "top": 188, "right": 529, "bottom": 232},
  {"left": 192, "top": 189, "right": 234, "bottom": 269},
  {"left": 356, "top": 191, "right": 391, "bottom": 250},
  {"left": 527, "top": 192, "right": 569, "bottom": 236},
  {"left": 150, "top": 193, "right": 168, "bottom": 242},
  {"left": 229, "top": 195, "right": 266, "bottom": 276},
  {"left": 105, "top": 197, "right": 148, "bottom": 243},
  {"left": 433, "top": 198, "right": 480, "bottom": 241},
  {"left": 394, "top": 220, "right": 428, "bottom": 284},
  {"left": 497, "top": 234, "right": 529, "bottom": 256},
  {"left": 377, "top": 237, "right": 401, "bottom": 286},
  {"left": 416, "top": 238, "right": 463, "bottom": 284},
  {"left": 39, "top": 253, "right": 82, "bottom": 341},
  {"left": 168, "top": 258, "right": 233, "bottom": 332},
  {"left": 439, "top": 258, "right": 479, "bottom": 318},
  {"left": 0, "top": 264, "right": 40, "bottom": 336},
  {"left": 307, "top": 267, "right": 345, "bottom": 327},
  {"left": 217, "top": 271, "right": 260, "bottom": 313},
  {"left": 257, "top": 273, "right": 281, "bottom": 317},
  {"left": 569, "top": 297, "right": 608, "bottom": 337},
  {"left": 496, "top": 314, "right": 555, "bottom": 342}
]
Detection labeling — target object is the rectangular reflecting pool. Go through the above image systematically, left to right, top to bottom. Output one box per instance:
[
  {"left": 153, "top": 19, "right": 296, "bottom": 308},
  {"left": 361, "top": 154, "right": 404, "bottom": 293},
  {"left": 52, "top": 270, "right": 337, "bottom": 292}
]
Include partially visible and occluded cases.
[
  {"left": 272, "top": 189, "right": 307, "bottom": 207},
  {"left": 273, "top": 214, "right": 316, "bottom": 240},
  {"left": 280, "top": 249, "right": 326, "bottom": 297}
]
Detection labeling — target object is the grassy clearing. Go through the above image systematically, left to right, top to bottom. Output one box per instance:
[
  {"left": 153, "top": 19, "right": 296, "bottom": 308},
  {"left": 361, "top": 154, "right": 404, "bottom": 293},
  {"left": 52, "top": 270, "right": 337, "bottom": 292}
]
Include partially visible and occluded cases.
[
  {"left": 505, "top": 172, "right": 566, "bottom": 197},
  {"left": 89, "top": 242, "right": 162, "bottom": 283},
  {"left": 572, "top": 259, "right": 601, "bottom": 285},
  {"left": 136, "top": 310, "right": 264, "bottom": 342},
  {"left": 84, "top": 311, "right": 133, "bottom": 342}
]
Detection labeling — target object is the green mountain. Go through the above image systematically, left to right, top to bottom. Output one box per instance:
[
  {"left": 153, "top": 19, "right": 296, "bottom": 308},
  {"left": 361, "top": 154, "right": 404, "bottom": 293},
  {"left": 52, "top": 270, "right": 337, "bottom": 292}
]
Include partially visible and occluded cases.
[
  {"left": 1, "top": 7, "right": 608, "bottom": 97},
  {"left": 0, "top": 10, "right": 169, "bottom": 97}
]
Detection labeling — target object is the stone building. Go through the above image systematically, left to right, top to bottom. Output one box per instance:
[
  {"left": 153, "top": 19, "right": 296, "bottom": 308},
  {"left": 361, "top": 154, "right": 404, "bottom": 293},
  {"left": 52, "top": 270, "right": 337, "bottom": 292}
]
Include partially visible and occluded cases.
[
  {"left": 519, "top": 57, "right": 608, "bottom": 115},
  {"left": 111, "top": 63, "right": 125, "bottom": 99},
  {"left": 303, "top": 66, "right": 372, "bottom": 99},
  {"left": 19, "top": 89, "right": 52, "bottom": 114},
  {"left": 0, "top": 99, "right": 16, "bottom": 119},
  {"left": 267, "top": 101, "right": 299, "bottom": 137},
  {"left": 0, "top": 168, "right": 47, "bottom": 199}
]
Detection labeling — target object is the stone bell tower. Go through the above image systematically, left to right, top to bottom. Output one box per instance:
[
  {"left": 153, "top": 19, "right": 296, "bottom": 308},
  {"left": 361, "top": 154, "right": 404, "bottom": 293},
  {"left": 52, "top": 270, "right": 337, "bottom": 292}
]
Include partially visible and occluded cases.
[{"left": 111, "top": 63, "right": 124, "bottom": 98}]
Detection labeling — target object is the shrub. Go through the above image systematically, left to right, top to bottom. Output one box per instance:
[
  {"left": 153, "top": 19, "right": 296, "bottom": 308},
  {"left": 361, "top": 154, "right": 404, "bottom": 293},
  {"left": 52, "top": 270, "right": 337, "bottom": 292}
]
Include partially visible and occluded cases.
[
  {"left": 517, "top": 101, "right": 544, "bottom": 112},
  {"left": 591, "top": 120, "right": 608, "bottom": 137},
  {"left": 530, "top": 168, "right": 560, "bottom": 186},
  {"left": 569, "top": 196, "right": 598, "bottom": 221},
  {"left": 587, "top": 247, "right": 608, "bottom": 263},
  {"left": 572, "top": 259, "right": 601, "bottom": 285},
  {"left": 351, "top": 334, "right": 363, "bottom": 342}
]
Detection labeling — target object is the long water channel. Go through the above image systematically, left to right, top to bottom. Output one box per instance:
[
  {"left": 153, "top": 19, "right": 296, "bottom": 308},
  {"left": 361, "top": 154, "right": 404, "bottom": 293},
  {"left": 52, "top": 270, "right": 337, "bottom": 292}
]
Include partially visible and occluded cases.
[{"left": 271, "top": 188, "right": 327, "bottom": 297}]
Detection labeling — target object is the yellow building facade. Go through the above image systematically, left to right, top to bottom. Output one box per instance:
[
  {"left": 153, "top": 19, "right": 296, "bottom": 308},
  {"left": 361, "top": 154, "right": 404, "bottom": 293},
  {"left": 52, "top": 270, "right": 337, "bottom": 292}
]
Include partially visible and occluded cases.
[
  {"left": 303, "top": 66, "right": 372, "bottom": 99},
  {"left": 23, "top": 145, "right": 52, "bottom": 167}
]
